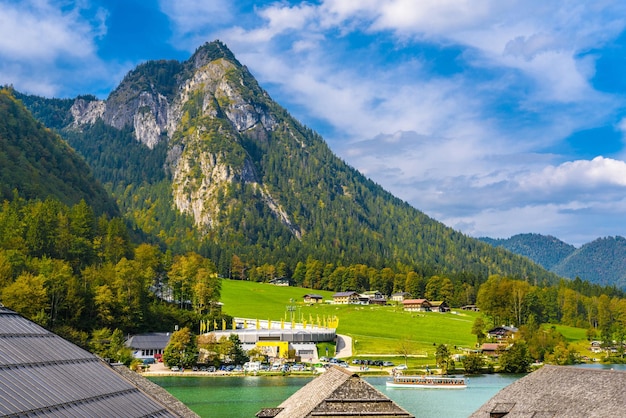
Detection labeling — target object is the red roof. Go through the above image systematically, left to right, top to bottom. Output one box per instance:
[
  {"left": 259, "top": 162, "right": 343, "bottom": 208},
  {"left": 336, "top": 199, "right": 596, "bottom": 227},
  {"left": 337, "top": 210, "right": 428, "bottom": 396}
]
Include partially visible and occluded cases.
[
  {"left": 402, "top": 299, "right": 429, "bottom": 304},
  {"left": 481, "top": 343, "right": 505, "bottom": 351}
]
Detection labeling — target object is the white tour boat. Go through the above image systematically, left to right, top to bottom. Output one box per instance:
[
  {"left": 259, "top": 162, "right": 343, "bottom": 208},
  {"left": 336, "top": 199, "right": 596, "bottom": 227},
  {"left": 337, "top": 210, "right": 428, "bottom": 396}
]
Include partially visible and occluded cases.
[{"left": 386, "top": 374, "right": 467, "bottom": 389}]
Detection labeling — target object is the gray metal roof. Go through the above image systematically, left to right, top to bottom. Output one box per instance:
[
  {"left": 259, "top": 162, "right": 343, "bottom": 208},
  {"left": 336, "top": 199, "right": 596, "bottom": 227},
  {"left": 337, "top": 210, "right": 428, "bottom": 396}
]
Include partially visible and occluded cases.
[
  {"left": 0, "top": 306, "right": 196, "bottom": 417},
  {"left": 126, "top": 332, "right": 172, "bottom": 350},
  {"left": 470, "top": 365, "right": 626, "bottom": 417}
]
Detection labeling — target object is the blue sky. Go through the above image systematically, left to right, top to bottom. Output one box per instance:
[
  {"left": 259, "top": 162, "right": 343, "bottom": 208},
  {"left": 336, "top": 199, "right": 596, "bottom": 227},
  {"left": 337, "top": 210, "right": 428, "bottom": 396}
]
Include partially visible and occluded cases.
[{"left": 2, "top": 0, "right": 626, "bottom": 246}]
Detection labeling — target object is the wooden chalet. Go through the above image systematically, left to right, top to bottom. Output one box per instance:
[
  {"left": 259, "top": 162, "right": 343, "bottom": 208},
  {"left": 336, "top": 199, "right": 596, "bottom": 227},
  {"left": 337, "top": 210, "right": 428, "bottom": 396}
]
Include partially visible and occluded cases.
[
  {"left": 269, "top": 277, "right": 290, "bottom": 286},
  {"left": 359, "top": 290, "right": 387, "bottom": 305},
  {"left": 360, "top": 290, "right": 383, "bottom": 299},
  {"left": 332, "top": 291, "right": 360, "bottom": 304},
  {"left": 390, "top": 292, "right": 411, "bottom": 302},
  {"left": 303, "top": 294, "right": 324, "bottom": 304},
  {"left": 368, "top": 297, "right": 388, "bottom": 306},
  {"left": 402, "top": 298, "right": 431, "bottom": 312},
  {"left": 429, "top": 301, "right": 450, "bottom": 312},
  {"left": 487, "top": 325, "right": 518, "bottom": 340},
  {"left": 479, "top": 343, "right": 507, "bottom": 357},
  {"left": 256, "top": 365, "right": 414, "bottom": 417},
  {"left": 470, "top": 365, "right": 626, "bottom": 417}
]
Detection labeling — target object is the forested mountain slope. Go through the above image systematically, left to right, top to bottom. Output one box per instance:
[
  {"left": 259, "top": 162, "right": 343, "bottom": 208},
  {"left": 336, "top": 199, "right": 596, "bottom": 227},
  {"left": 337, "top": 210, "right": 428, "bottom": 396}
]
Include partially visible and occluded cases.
[
  {"left": 17, "top": 41, "right": 559, "bottom": 284},
  {"left": 0, "top": 89, "right": 117, "bottom": 215},
  {"left": 480, "top": 234, "right": 576, "bottom": 270},
  {"left": 553, "top": 237, "right": 626, "bottom": 289}
]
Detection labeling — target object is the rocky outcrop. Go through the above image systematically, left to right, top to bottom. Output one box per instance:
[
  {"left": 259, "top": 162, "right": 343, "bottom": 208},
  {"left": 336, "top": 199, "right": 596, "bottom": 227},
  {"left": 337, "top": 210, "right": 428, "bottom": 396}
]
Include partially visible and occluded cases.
[
  {"left": 70, "top": 41, "right": 300, "bottom": 238},
  {"left": 166, "top": 56, "right": 295, "bottom": 235},
  {"left": 70, "top": 87, "right": 169, "bottom": 149},
  {"left": 105, "top": 90, "right": 170, "bottom": 149},
  {"left": 132, "top": 92, "right": 168, "bottom": 149},
  {"left": 70, "top": 98, "right": 105, "bottom": 126},
  {"left": 171, "top": 144, "right": 233, "bottom": 229}
]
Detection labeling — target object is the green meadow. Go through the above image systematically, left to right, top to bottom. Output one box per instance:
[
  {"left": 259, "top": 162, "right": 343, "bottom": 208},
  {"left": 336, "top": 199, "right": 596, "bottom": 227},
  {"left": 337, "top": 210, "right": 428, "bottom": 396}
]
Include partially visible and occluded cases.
[{"left": 220, "top": 279, "right": 481, "bottom": 365}]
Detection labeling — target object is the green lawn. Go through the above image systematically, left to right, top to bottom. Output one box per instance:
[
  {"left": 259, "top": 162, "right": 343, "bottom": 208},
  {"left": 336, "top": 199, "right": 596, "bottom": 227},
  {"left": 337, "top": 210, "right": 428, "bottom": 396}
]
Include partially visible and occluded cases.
[
  {"left": 220, "top": 279, "right": 480, "bottom": 364},
  {"left": 544, "top": 324, "right": 587, "bottom": 341}
]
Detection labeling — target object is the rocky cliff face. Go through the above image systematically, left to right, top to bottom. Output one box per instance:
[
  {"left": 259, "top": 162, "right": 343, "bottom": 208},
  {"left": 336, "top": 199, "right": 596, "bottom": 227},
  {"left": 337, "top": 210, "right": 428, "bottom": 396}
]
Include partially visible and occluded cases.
[
  {"left": 71, "top": 41, "right": 297, "bottom": 236},
  {"left": 71, "top": 76, "right": 170, "bottom": 149},
  {"left": 70, "top": 98, "right": 105, "bottom": 126}
]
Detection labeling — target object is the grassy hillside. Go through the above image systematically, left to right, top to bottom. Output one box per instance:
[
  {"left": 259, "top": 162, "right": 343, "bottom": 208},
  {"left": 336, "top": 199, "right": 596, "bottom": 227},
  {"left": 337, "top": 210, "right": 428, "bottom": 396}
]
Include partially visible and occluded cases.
[
  {"left": 220, "top": 279, "right": 479, "bottom": 362},
  {"left": 220, "top": 280, "right": 601, "bottom": 368}
]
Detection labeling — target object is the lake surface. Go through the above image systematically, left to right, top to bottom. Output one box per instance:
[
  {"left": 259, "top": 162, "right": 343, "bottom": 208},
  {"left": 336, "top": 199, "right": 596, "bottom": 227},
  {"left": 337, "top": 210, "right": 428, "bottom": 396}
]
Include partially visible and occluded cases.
[
  {"left": 150, "top": 364, "right": 626, "bottom": 417},
  {"left": 149, "top": 373, "right": 520, "bottom": 417}
]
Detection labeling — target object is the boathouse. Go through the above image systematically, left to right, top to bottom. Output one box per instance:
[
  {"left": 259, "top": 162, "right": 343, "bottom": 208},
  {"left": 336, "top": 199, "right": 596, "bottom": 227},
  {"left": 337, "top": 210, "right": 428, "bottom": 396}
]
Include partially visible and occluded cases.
[
  {"left": 256, "top": 365, "right": 414, "bottom": 417},
  {"left": 470, "top": 365, "right": 626, "bottom": 417}
]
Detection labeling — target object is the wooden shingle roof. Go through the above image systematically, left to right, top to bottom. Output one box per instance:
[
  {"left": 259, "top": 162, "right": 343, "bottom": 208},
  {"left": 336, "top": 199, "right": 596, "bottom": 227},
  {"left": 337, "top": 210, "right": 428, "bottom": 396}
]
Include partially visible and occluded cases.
[
  {"left": 0, "top": 306, "right": 197, "bottom": 417},
  {"left": 470, "top": 365, "right": 626, "bottom": 417},
  {"left": 257, "top": 366, "right": 414, "bottom": 418}
]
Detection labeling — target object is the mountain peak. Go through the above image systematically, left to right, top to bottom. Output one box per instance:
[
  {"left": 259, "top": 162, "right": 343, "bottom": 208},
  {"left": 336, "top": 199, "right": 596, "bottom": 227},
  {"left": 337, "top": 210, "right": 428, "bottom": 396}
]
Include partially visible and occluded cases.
[{"left": 189, "top": 40, "right": 240, "bottom": 70}]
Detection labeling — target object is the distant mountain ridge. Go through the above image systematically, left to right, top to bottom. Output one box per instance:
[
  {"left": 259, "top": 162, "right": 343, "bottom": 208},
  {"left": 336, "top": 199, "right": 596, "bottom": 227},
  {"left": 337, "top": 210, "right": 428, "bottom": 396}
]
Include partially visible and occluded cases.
[
  {"left": 13, "top": 41, "right": 560, "bottom": 283},
  {"left": 480, "top": 234, "right": 626, "bottom": 289}
]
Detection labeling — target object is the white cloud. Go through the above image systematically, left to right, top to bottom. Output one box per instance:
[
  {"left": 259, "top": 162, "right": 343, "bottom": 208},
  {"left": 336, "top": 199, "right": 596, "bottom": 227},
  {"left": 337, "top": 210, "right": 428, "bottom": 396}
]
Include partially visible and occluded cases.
[
  {"left": 0, "top": 0, "right": 96, "bottom": 61},
  {"left": 0, "top": 0, "right": 117, "bottom": 97},
  {"left": 158, "top": 0, "right": 232, "bottom": 33},
  {"left": 257, "top": 3, "right": 317, "bottom": 34},
  {"left": 521, "top": 157, "right": 626, "bottom": 190}
]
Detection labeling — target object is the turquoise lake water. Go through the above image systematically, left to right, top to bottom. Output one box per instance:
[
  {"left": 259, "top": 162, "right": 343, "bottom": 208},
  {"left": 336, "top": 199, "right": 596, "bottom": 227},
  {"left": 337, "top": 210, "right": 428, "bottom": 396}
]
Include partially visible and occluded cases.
[
  {"left": 150, "top": 364, "right": 626, "bottom": 417},
  {"left": 149, "top": 373, "right": 520, "bottom": 417}
]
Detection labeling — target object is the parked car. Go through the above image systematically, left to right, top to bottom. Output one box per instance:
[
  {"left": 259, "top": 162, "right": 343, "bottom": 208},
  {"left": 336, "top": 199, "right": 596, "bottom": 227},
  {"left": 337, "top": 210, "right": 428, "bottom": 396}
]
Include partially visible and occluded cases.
[
  {"left": 383, "top": 361, "right": 394, "bottom": 367},
  {"left": 395, "top": 364, "right": 408, "bottom": 370},
  {"left": 170, "top": 366, "right": 180, "bottom": 372}
]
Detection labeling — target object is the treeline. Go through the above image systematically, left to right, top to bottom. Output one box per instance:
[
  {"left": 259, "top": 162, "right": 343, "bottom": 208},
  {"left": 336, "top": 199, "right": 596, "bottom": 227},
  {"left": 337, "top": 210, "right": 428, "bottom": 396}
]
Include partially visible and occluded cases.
[
  {"left": 3, "top": 195, "right": 626, "bottom": 355},
  {"left": 0, "top": 196, "right": 226, "bottom": 348},
  {"left": 231, "top": 254, "right": 625, "bottom": 329},
  {"left": 477, "top": 274, "right": 625, "bottom": 341}
]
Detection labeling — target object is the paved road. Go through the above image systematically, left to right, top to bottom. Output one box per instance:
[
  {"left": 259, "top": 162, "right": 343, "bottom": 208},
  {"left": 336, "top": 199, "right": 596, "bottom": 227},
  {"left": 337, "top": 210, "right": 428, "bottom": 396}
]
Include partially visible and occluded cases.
[{"left": 335, "top": 334, "right": 353, "bottom": 358}]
